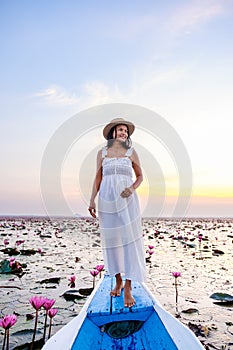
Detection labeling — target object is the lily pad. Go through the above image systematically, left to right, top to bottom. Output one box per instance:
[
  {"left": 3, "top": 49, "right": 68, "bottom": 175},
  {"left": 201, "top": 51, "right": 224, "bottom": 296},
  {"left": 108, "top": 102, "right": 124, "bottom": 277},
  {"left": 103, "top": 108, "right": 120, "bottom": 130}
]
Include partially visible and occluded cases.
[
  {"left": 180, "top": 241, "right": 196, "bottom": 248},
  {"left": 2, "top": 247, "right": 20, "bottom": 256},
  {"left": 20, "top": 249, "right": 37, "bottom": 255},
  {"left": 212, "top": 249, "right": 225, "bottom": 255},
  {"left": 0, "top": 259, "right": 11, "bottom": 273},
  {"left": 0, "top": 259, "right": 26, "bottom": 274},
  {"left": 39, "top": 277, "right": 61, "bottom": 284},
  {"left": 78, "top": 287, "right": 94, "bottom": 296},
  {"left": 62, "top": 289, "right": 86, "bottom": 301},
  {"left": 210, "top": 292, "right": 233, "bottom": 302},
  {"left": 213, "top": 301, "right": 233, "bottom": 306},
  {"left": 181, "top": 308, "right": 199, "bottom": 314},
  {"left": 188, "top": 322, "right": 209, "bottom": 337},
  {"left": 12, "top": 337, "right": 44, "bottom": 350}
]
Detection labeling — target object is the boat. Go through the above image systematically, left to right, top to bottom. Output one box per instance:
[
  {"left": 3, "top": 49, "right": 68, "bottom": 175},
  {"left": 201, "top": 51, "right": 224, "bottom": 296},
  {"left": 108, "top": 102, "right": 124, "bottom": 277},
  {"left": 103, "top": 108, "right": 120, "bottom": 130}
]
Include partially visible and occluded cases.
[{"left": 42, "top": 275, "right": 204, "bottom": 349}]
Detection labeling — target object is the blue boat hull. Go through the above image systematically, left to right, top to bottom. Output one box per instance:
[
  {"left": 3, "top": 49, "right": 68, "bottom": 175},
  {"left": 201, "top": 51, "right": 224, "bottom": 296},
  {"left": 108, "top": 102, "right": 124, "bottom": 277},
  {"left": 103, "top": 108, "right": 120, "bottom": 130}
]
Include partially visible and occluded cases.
[{"left": 43, "top": 276, "right": 204, "bottom": 350}]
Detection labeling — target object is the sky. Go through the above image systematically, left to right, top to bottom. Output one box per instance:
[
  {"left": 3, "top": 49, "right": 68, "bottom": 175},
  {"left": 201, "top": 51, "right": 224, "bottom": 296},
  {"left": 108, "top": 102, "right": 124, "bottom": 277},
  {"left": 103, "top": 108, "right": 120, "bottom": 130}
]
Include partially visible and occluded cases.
[{"left": 0, "top": 0, "right": 233, "bottom": 218}]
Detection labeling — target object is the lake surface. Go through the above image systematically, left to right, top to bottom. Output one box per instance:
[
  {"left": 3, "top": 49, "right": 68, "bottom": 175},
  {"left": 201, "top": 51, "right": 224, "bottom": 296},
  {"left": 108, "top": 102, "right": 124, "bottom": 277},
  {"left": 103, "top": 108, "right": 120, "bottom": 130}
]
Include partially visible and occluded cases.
[{"left": 0, "top": 216, "right": 233, "bottom": 349}]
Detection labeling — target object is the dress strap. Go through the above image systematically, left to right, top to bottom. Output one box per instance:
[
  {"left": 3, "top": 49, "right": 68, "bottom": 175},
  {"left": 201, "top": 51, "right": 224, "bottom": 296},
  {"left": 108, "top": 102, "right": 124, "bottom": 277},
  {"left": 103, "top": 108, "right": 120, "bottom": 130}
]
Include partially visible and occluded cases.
[
  {"left": 101, "top": 146, "right": 108, "bottom": 159},
  {"left": 125, "top": 147, "right": 133, "bottom": 157}
]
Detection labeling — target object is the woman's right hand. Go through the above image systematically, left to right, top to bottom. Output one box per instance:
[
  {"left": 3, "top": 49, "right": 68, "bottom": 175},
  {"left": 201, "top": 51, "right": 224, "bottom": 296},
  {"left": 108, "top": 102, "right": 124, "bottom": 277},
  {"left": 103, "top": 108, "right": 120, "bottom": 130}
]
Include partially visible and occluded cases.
[{"left": 88, "top": 202, "right": 97, "bottom": 218}]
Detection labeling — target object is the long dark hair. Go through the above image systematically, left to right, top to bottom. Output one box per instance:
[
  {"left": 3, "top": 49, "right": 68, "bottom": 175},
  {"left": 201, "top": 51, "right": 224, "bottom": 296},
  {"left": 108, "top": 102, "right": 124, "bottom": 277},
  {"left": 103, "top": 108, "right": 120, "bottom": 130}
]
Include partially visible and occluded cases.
[{"left": 107, "top": 124, "right": 132, "bottom": 149}]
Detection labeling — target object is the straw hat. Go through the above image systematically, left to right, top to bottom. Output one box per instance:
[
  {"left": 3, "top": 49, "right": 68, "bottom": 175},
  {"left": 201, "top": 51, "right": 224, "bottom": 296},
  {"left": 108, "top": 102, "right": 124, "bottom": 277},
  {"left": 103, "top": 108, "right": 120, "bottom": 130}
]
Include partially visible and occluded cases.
[{"left": 103, "top": 118, "right": 135, "bottom": 139}]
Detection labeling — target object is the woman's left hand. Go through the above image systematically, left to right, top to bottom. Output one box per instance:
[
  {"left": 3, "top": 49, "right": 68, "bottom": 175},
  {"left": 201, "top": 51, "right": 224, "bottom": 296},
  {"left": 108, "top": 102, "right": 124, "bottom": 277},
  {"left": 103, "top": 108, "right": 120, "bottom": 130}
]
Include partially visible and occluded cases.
[{"left": 120, "top": 187, "right": 134, "bottom": 198}]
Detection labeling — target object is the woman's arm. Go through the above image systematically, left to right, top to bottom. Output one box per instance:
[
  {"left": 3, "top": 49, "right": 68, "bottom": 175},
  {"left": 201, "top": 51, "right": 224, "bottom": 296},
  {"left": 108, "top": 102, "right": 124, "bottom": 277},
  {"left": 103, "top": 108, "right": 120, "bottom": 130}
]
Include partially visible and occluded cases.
[{"left": 89, "top": 150, "right": 102, "bottom": 218}]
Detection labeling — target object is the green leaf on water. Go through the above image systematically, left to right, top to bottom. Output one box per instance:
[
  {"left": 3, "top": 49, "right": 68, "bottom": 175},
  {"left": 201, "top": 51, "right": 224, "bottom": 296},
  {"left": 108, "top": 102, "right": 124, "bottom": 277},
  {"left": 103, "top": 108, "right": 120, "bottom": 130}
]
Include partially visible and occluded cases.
[
  {"left": 0, "top": 259, "right": 11, "bottom": 273},
  {"left": 39, "top": 277, "right": 61, "bottom": 284},
  {"left": 78, "top": 287, "right": 94, "bottom": 296},
  {"left": 62, "top": 289, "right": 87, "bottom": 301},
  {"left": 210, "top": 293, "right": 233, "bottom": 302},
  {"left": 181, "top": 308, "right": 199, "bottom": 314}
]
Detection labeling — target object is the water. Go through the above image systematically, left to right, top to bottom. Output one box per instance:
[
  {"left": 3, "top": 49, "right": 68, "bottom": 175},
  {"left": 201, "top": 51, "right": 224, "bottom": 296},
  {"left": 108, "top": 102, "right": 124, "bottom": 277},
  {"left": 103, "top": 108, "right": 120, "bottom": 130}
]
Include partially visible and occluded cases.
[{"left": 0, "top": 217, "right": 233, "bottom": 349}]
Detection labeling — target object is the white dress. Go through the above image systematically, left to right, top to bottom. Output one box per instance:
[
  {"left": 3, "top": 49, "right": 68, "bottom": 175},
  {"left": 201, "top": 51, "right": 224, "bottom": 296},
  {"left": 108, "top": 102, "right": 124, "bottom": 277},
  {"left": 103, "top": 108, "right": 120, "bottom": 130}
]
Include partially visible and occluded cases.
[{"left": 98, "top": 146, "right": 146, "bottom": 282}]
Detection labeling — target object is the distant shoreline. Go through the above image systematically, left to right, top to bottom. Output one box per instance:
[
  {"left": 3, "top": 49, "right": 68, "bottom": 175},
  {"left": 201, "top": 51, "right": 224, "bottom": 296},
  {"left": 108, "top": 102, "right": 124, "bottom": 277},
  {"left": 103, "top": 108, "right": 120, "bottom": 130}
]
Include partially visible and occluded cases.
[{"left": 0, "top": 215, "right": 232, "bottom": 220}]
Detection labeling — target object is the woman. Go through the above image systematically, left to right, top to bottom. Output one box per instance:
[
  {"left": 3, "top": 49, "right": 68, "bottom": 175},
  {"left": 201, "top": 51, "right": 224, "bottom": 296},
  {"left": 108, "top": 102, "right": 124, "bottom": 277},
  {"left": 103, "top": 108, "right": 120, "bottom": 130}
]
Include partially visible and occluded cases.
[{"left": 89, "top": 118, "right": 146, "bottom": 307}]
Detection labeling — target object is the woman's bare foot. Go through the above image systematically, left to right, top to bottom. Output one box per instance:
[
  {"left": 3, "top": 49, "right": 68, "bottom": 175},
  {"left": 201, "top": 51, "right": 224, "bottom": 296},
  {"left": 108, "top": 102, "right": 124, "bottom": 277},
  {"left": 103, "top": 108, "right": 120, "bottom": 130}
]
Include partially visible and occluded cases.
[
  {"left": 110, "top": 274, "right": 123, "bottom": 297},
  {"left": 124, "top": 279, "right": 135, "bottom": 307},
  {"left": 110, "top": 283, "right": 124, "bottom": 296}
]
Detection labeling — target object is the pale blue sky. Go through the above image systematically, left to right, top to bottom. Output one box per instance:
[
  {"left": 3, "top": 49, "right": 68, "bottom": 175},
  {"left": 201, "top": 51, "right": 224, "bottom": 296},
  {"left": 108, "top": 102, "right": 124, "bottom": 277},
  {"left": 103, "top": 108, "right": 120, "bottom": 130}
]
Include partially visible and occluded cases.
[{"left": 1, "top": 0, "right": 233, "bottom": 217}]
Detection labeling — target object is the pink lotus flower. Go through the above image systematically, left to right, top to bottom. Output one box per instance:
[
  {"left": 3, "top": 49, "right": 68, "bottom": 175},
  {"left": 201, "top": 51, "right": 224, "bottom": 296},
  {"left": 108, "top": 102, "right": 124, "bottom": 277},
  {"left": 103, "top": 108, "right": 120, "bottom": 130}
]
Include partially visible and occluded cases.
[
  {"left": 3, "top": 239, "right": 9, "bottom": 246},
  {"left": 15, "top": 240, "right": 25, "bottom": 246},
  {"left": 148, "top": 245, "right": 154, "bottom": 249},
  {"left": 148, "top": 250, "right": 154, "bottom": 256},
  {"left": 9, "top": 258, "right": 15, "bottom": 267},
  {"left": 16, "top": 261, "right": 22, "bottom": 269},
  {"left": 95, "top": 264, "right": 104, "bottom": 272},
  {"left": 95, "top": 264, "right": 105, "bottom": 278},
  {"left": 90, "top": 270, "right": 99, "bottom": 277},
  {"left": 90, "top": 270, "right": 99, "bottom": 288},
  {"left": 172, "top": 271, "right": 181, "bottom": 278},
  {"left": 172, "top": 271, "right": 181, "bottom": 311},
  {"left": 68, "top": 275, "right": 76, "bottom": 288},
  {"left": 68, "top": 275, "right": 76, "bottom": 283},
  {"left": 29, "top": 296, "right": 47, "bottom": 310},
  {"left": 30, "top": 296, "right": 47, "bottom": 348},
  {"left": 42, "top": 298, "right": 56, "bottom": 341},
  {"left": 43, "top": 298, "right": 56, "bottom": 311},
  {"left": 48, "top": 308, "right": 58, "bottom": 318},
  {"left": 48, "top": 308, "right": 58, "bottom": 339},
  {"left": 0, "top": 314, "right": 17, "bottom": 329},
  {"left": 0, "top": 314, "right": 17, "bottom": 350}
]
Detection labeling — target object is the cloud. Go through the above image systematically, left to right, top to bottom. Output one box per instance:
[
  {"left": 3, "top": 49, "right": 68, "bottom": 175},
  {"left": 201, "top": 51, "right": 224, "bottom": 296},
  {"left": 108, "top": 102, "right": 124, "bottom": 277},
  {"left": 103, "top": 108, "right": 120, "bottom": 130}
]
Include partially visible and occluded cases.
[
  {"left": 168, "top": 0, "right": 226, "bottom": 34},
  {"left": 100, "top": 1, "right": 230, "bottom": 41},
  {"left": 34, "top": 63, "right": 193, "bottom": 113},
  {"left": 34, "top": 66, "right": 182, "bottom": 111},
  {"left": 82, "top": 80, "right": 123, "bottom": 105},
  {"left": 35, "top": 81, "right": 124, "bottom": 108},
  {"left": 35, "top": 85, "right": 81, "bottom": 105}
]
